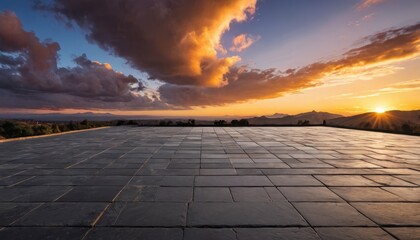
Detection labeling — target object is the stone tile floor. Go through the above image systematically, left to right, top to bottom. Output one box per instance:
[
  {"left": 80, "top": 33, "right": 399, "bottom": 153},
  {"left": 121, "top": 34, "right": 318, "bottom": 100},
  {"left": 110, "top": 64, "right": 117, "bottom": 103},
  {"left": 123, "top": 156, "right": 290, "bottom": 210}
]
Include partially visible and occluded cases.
[{"left": 0, "top": 126, "right": 419, "bottom": 239}]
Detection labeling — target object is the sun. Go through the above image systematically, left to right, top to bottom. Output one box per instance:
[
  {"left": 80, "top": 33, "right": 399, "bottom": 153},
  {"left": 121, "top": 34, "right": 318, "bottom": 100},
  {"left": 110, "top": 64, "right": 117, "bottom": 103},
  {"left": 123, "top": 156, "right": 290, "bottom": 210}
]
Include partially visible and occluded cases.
[{"left": 374, "top": 107, "right": 386, "bottom": 113}]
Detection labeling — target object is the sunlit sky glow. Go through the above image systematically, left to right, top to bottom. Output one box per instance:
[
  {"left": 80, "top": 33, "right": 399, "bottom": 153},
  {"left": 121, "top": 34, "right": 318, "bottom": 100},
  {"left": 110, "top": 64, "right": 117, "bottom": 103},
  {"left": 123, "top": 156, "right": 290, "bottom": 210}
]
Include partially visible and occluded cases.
[{"left": 0, "top": 0, "right": 419, "bottom": 117}]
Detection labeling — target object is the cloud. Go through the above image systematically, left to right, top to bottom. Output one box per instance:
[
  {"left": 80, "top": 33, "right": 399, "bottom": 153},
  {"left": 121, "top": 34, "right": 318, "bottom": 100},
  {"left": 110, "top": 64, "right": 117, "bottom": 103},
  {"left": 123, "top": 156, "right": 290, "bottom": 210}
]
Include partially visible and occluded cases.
[
  {"left": 39, "top": 0, "right": 257, "bottom": 87},
  {"left": 356, "top": 0, "right": 384, "bottom": 10},
  {"left": 0, "top": 11, "right": 166, "bottom": 110},
  {"left": 159, "top": 23, "right": 420, "bottom": 106},
  {"left": 230, "top": 34, "right": 259, "bottom": 52},
  {"left": 351, "top": 79, "right": 420, "bottom": 98}
]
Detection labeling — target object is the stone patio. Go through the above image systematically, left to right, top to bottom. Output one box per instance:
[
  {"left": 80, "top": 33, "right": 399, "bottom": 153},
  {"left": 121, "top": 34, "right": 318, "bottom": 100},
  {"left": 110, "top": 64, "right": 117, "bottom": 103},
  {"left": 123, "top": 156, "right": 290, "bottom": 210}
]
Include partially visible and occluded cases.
[{"left": 0, "top": 126, "right": 419, "bottom": 239}]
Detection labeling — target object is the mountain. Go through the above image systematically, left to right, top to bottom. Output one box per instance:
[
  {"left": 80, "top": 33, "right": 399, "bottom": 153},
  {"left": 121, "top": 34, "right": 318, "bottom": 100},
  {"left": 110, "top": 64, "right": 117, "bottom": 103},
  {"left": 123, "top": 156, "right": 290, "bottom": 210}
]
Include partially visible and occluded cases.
[
  {"left": 326, "top": 110, "right": 420, "bottom": 133},
  {"left": 248, "top": 111, "right": 343, "bottom": 125},
  {"left": 266, "top": 113, "right": 289, "bottom": 118}
]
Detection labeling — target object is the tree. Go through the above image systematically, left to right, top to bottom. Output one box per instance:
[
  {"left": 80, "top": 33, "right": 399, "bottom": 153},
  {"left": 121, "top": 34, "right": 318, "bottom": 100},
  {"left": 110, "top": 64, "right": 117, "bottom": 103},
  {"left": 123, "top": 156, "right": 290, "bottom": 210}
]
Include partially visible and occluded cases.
[
  {"left": 81, "top": 119, "right": 89, "bottom": 126},
  {"left": 187, "top": 119, "right": 195, "bottom": 126},
  {"left": 231, "top": 119, "right": 239, "bottom": 126},
  {"left": 238, "top": 119, "right": 249, "bottom": 126},
  {"left": 214, "top": 120, "right": 226, "bottom": 126},
  {"left": 297, "top": 120, "right": 310, "bottom": 126},
  {"left": 401, "top": 123, "right": 413, "bottom": 132},
  {"left": 52, "top": 124, "right": 61, "bottom": 133}
]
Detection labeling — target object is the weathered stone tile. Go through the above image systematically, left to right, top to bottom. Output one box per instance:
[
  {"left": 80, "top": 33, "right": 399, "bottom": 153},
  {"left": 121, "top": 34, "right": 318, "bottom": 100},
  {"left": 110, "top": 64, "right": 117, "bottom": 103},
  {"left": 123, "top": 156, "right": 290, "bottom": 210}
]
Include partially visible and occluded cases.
[
  {"left": 323, "top": 160, "right": 381, "bottom": 168},
  {"left": 200, "top": 169, "right": 237, "bottom": 175},
  {"left": 0, "top": 175, "right": 34, "bottom": 186},
  {"left": 268, "top": 175, "right": 323, "bottom": 186},
  {"left": 315, "top": 175, "right": 381, "bottom": 187},
  {"left": 364, "top": 175, "right": 416, "bottom": 186},
  {"left": 396, "top": 175, "right": 420, "bottom": 185},
  {"left": 18, "top": 176, "right": 91, "bottom": 186},
  {"left": 129, "top": 176, "right": 163, "bottom": 186},
  {"left": 161, "top": 176, "right": 194, "bottom": 186},
  {"left": 195, "top": 176, "right": 272, "bottom": 187},
  {"left": 115, "top": 185, "right": 157, "bottom": 201},
  {"left": 0, "top": 186, "right": 71, "bottom": 202},
  {"left": 57, "top": 186, "right": 122, "bottom": 202},
  {"left": 155, "top": 187, "right": 193, "bottom": 202},
  {"left": 194, "top": 187, "right": 233, "bottom": 202},
  {"left": 231, "top": 187, "right": 271, "bottom": 202},
  {"left": 264, "top": 187, "right": 288, "bottom": 201},
  {"left": 279, "top": 187, "right": 342, "bottom": 202},
  {"left": 330, "top": 187, "right": 403, "bottom": 202},
  {"left": 382, "top": 187, "right": 420, "bottom": 201},
  {"left": 13, "top": 202, "right": 108, "bottom": 226},
  {"left": 98, "top": 202, "right": 187, "bottom": 227},
  {"left": 187, "top": 202, "right": 307, "bottom": 227},
  {"left": 293, "top": 202, "right": 375, "bottom": 227},
  {"left": 0, "top": 203, "right": 40, "bottom": 225},
  {"left": 352, "top": 203, "right": 420, "bottom": 226},
  {"left": 0, "top": 227, "right": 88, "bottom": 240},
  {"left": 84, "top": 227, "right": 183, "bottom": 240},
  {"left": 315, "top": 227, "right": 395, "bottom": 240},
  {"left": 384, "top": 227, "right": 420, "bottom": 240},
  {"left": 184, "top": 228, "right": 236, "bottom": 240},
  {"left": 235, "top": 228, "right": 320, "bottom": 240}
]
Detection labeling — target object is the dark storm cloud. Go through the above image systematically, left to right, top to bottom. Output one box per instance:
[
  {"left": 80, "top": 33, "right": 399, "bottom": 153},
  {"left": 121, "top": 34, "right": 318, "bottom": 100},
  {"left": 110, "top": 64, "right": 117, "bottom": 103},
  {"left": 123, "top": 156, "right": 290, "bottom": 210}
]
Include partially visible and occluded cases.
[{"left": 0, "top": 11, "right": 166, "bottom": 110}]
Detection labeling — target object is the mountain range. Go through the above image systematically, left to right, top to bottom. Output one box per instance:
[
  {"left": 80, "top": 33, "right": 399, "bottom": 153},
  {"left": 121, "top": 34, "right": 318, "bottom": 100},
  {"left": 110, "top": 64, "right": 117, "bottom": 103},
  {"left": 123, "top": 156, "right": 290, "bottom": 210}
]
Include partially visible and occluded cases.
[
  {"left": 1, "top": 110, "right": 419, "bottom": 133},
  {"left": 326, "top": 110, "right": 420, "bottom": 133},
  {"left": 248, "top": 111, "right": 343, "bottom": 125}
]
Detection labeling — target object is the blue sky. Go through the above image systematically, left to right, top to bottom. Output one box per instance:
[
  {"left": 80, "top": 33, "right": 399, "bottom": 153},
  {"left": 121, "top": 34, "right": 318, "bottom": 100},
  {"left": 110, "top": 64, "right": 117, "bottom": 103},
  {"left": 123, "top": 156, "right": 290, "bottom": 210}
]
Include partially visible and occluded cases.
[{"left": 0, "top": 0, "right": 419, "bottom": 115}]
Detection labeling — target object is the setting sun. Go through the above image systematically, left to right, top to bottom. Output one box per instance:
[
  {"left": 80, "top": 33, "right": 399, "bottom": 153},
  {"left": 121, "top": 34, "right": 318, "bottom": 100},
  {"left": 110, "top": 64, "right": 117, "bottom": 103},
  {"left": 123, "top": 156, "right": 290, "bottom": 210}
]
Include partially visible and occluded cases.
[{"left": 374, "top": 107, "right": 386, "bottom": 113}]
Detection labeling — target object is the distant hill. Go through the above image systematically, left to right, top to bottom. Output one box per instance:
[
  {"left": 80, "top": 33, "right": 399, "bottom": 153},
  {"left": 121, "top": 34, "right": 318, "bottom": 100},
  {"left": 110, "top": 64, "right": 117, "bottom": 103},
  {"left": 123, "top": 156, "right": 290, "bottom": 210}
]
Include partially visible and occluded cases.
[
  {"left": 326, "top": 110, "right": 420, "bottom": 133},
  {"left": 248, "top": 111, "right": 343, "bottom": 125},
  {"left": 267, "top": 113, "right": 289, "bottom": 118}
]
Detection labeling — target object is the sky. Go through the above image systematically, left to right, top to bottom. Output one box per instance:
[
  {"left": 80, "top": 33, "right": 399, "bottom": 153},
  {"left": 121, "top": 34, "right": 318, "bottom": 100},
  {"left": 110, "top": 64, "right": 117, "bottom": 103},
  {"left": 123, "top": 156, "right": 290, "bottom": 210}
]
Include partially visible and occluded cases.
[{"left": 0, "top": 0, "right": 419, "bottom": 117}]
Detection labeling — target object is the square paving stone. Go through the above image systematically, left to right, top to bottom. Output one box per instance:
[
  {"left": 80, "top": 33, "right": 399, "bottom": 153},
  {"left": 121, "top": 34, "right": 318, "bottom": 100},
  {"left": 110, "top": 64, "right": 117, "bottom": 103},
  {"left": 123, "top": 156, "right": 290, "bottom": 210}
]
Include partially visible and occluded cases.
[
  {"left": 200, "top": 169, "right": 237, "bottom": 175},
  {"left": 268, "top": 175, "right": 323, "bottom": 186},
  {"left": 314, "top": 175, "right": 381, "bottom": 187},
  {"left": 364, "top": 175, "right": 416, "bottom": 186},
  {"left": 161, "top": 176, "right": 194, "bottom": 186},
  {"left": 195, "top": 176, "right": 273, "bottom": 187},
  {"left": 115, "top": 185, "right": 157, "bottom": 201},
  {"left": 0, "top": 186, "right": 71, "bottom": 202},
  {"left": 57, "top": 186, "right": 123, "bottom": 202},
  {"left": 155, "top": 187, "right": 193, "bottom": 202},
  {"left": 194, "top": 187, "right": 233, "bottom": 202},
  {"left": 231, "top": 187, "right": 271, "bottom": 202},
  {"left": 279, "top": 187, "right": 343, "bottom": 202},
  {"left": 330, "top": 187, "right": 403, "bottom": 202},
  {"left": 382, "top": 187, "right": 420, "bottom": 201},
  {"left": 13, "top": 202, "right": 108, "bottom": 226},
  {"left": 98, "top": 202, "right": 187, "bottom": 227},
  {"left": 187, "top": 202, "right": 307, "bottom": 227},
  {"left": 293, "top": 202, "right": 375, "bottom": 227},
  {"left": 0, "top": 203, "right": 40, "bottom": 225},
  {"left": 351, "top": 203, "right": 420, "bottom": 226},
  {"left": 0, "top": 227, "right": 88, "bottom": 240},
  {"left": 84, "top": 227, "right": 183, "bottom": 240},
  {"left": 315, "top": 227, "right": 395, "bottom": 240},
  {"left": 384, "top": 227, "right": 420, "bottom": 240},
  {"left": 184, "top": 228, "right": 236, "bottom": 240},
  {"left": 235, "top": 228, "right": 320, "bottom": 240}
]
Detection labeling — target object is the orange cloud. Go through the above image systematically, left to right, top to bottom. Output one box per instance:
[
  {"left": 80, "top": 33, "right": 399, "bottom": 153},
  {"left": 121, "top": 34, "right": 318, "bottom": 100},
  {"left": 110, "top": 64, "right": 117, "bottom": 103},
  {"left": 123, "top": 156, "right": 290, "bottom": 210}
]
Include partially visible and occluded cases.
[
  {"left": 42, "top": 0, "right": 257, "bottom": 87},
  {"left": 356, "top": 0, "right": 384, "bottom": 10},
  {"left": 160, "top": 23, "right": 420, "bottom": 106},
  {"left": 230, "top": 34, "right": 259, "bottom": 52}
]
